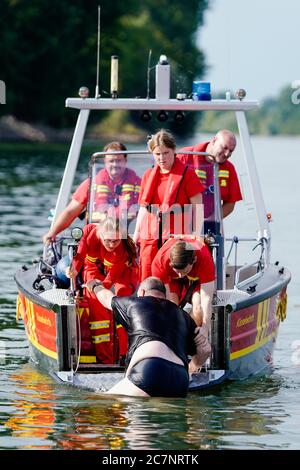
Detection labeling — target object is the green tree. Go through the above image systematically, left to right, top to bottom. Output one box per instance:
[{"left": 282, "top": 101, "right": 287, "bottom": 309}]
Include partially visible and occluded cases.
[
  {"left": 0, "top": 0, "right": 208, "bottom": 135},
  {"left": 199, "top": 85, "right": 300, "bottom": 136}
]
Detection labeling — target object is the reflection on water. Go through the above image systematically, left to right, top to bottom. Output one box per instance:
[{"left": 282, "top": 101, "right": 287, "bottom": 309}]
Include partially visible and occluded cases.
[
  {"left": 1, "top": 140, "right": 300, "bottom": 450},
  {"left": 1, "top": 363, "right": 288, "bottom": 450},
  {"left": 4, "top": 368, "right": 56, "bottom": 449}
]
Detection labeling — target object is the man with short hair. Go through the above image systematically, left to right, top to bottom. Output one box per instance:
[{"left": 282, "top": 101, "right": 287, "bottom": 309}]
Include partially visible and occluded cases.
[
  {"left": 178, "top": 129, "right": 242, "bottom": 219},
  {"left": 43, "top": 142, "right": 141, "bottom": 243},
  {"left": 86, "top": 276, "right": 209, "bottom": 397}
]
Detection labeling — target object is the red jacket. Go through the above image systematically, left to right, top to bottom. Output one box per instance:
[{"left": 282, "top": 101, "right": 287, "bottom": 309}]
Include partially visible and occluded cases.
[
  {"left": 178, "top": 142, "right": 242, "bottom": 213},
  {"left": 138, "top": 157, "right": 204, "bottom": 240},
  {"left": 73, "top": 168, "right": 141, "bottom": 222},
  {"left": 151, "top": 236, "right": 215, "bottom": 293}
]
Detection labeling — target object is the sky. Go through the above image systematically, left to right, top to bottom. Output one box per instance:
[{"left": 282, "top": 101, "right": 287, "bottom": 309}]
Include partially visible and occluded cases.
[{"left": 198, "top": 0, "right": 299, "bottom": 101}]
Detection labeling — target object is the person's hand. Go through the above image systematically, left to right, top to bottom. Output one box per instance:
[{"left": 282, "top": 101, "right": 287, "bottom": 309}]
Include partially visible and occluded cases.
[
  {"left": 43, "top": 232, "right": 56, "bottom": 245},
  {"left": 65, "top": 266, "right": 76, "bottom": 279},
  {"left": 85, "top": 279, "right": 103, "bottom": 294},
  {"left": 193, "top": 326, "right": 211, "bottom": 366}
]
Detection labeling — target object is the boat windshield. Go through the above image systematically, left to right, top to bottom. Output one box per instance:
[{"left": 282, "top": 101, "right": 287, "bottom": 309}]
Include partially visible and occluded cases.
[
  {"left": 86, "top": 151, "right": 147, "bottom": 228},
  {"left": 86, "top": 152, "right": 222, "bottom": 237},
  {"left": 197, "top": 161, "right": 223, "bottom": 237}
]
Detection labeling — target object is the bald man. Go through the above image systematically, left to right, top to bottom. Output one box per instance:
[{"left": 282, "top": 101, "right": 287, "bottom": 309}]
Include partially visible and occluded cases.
[
  {"left": 178, "top": 130, "right": 242, "bottom": 219},
  {"left": 86, "top": 276, "right": 209, "bottom": 397}
]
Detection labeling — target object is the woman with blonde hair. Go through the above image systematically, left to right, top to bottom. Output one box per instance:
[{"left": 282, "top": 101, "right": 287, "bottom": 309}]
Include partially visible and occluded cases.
[{"left": 134, "top": 129, "right": 205, "bottom": 280}]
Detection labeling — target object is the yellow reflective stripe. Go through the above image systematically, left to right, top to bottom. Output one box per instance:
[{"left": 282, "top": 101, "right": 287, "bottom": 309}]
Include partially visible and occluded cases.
[
  {"left": 195, "top": 169, "right": 207, "bottom": 179},
  {"left": 219, "top": 170, "right": 229, "bottom": 177},
  {"left": 121, "top": 184, "right": 134, "bottom": 189},
  {"left": 96, "top": 185, "right": 110, "bottom": 193},
  {"left": 135, "top": 185, "right": 141, "bottom": 192},
  {"left": 86, "top": 254, "right": 98, "bottom": 263},
  {"left": 103, "top": 258, "right": 113, "bottom": 268},
  {"left": 187, "top": 276, "right": 199, "bottom": 281},
  {"left": 16, "top": 295, "right": 22, "bottom": 321},
  {"left": 89, "top": 320, "right": 110, "bottom": 329},
  {"left": 116, "top": 324, "right": 123, "bottom": 329},
  {"left": 230, "top": 331, "right": 277, "bottom": 360},
  {"left": 92, "top": 334, "right": 110, "bottom": 344},
  {"left": 79, "top": 355, "right": 97, "bottom": 363}
]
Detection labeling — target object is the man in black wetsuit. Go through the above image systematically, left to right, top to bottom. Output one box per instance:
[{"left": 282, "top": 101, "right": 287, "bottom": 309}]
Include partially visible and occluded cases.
[{"left": 86, "top": 276, "right": 210, "bottom": 397}]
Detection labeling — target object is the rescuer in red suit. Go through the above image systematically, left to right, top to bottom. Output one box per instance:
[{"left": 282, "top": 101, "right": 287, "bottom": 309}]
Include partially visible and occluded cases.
[
  {"left": 133, "top": 129, "right": 205, "bottom": 281},
  {"left": 177, "top": 129, "right": 242, "bottom": 219},
  {"left": 43, "top": 141, "right": 141, "bottom": 244},
  {"left": 72, "top": 217, "right": 138, "bottom": 364}
]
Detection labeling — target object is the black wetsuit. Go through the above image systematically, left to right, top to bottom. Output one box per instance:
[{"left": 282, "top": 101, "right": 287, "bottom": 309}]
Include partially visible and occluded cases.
[{"left": 111, "top": 295, "right": 197, "bottom": 397}]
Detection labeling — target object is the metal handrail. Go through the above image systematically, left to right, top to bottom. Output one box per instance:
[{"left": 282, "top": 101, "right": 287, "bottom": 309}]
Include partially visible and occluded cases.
[
  {"left": 91, "top": 150, "right": 211, "bottom": 157},
  {"left": 225, "top": 237, "right": 257, "bottom": 242},
  {"left": 234, "top": 261, "right": 263, "bottom": 289}
]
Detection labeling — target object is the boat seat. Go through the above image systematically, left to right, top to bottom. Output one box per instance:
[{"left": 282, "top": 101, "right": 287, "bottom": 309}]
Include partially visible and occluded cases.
[{"left": 40, "top": 288, "right": 72, "bottom": 306}]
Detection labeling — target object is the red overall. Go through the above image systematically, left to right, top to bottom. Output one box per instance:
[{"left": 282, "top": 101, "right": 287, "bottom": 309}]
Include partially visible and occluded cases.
[
  {"left": 178, "top": 142, "right": 242, "bottom": 217},
  {"left": 138, "top": 158, "right": 204, "bottom": 281},
  {"left": 72, "top": 168, "right": 141, "bottom": 222},
  {"left": 73, "top": 224, "right": 138, "bottom": 363}
]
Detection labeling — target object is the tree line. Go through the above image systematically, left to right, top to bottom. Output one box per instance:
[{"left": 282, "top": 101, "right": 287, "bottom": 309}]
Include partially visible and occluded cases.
[
  {"left": 0, "top": 0, "right": 209, "bottom": 136},
  {"left": 200, "top": 85, "right": 300, "bottom": 135}
]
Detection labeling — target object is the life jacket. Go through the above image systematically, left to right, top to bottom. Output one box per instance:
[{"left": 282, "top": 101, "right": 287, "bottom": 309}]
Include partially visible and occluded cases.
[{"left": 139, "top": 157, "right": 188, "bottom": 212}]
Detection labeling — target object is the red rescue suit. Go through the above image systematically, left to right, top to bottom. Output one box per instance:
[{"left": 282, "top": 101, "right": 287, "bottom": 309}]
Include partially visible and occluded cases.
[
  {"left": 178, "top": 143, "right": 242, "bottom": 218},
  {"left": 138, "top": 158, "right": 204, "bottom": 280},
  {"left": 72, "top": 168, "right": 141, "bottom": 222},
  {"left": 73, "top": 224, "right": 138, "bottom": 363},
  {"left": 151, "top": 236, "right": 215, "bottom": 303}
]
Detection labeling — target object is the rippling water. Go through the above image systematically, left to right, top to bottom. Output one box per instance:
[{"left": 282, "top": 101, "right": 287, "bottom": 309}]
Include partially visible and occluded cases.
[{"left": 0, "top": 137, "right": 299, "bottom": 450}]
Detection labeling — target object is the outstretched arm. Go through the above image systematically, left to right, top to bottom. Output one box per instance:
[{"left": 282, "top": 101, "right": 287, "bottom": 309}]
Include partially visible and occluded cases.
[
  {"left": 43, "top": 199, "right": 85, "bottom": 244},
  {"left": 222, "top": 201, "right": 235, "bottom": 218},
  {"left": 86, "top": 280, "right": 114, "bottom": 310},
  {"left": 199, "top": 280, "right": 215, "bottom": 334},
  {"left": 189, "top": 326, "right": 211, "bottom": 373}
]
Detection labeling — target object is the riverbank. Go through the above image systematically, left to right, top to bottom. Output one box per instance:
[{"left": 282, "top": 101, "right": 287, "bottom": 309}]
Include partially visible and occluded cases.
[{"left": 0, "top": 114, "right": 144, "bottom": 144}]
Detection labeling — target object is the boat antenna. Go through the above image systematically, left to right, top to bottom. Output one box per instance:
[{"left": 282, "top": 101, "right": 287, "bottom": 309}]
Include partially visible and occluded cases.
[
  {"left": 95, "top": 5, "right": 101, "bottom": 98},
  {"left": 146, "top": 49, "right": 152, "bottom": 99}
]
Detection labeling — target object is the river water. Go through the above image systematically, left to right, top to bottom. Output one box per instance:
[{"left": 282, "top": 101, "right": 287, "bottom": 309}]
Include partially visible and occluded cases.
[{"left": 0, "top": 135, "right": 299, "bottom": 450}]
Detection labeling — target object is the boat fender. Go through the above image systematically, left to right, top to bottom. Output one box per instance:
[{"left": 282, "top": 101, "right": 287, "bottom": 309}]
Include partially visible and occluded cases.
[{"left": 275, "top": 293, "right": 287, "bottom": 322}]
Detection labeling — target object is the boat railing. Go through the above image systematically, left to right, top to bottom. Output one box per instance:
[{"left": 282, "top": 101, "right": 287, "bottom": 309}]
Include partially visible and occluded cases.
[
  {"left": 91, "top": 150, "right": 211, "bottom": 157},
  {"left": 225, "top": 235, "right": 268, "bottom": 289},
  {"left": 234, "top": 260, "right": 264, "bottom": 289}
]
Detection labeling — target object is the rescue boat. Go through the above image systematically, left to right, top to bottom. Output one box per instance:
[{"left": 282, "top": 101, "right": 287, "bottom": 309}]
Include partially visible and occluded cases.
[{"left": 15, "top": 55, "right": 291, "bottom": 392}]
